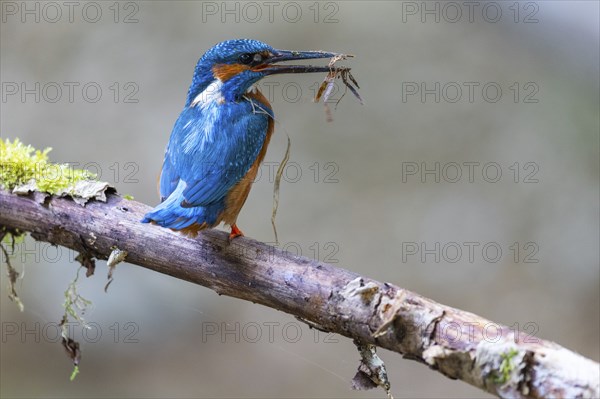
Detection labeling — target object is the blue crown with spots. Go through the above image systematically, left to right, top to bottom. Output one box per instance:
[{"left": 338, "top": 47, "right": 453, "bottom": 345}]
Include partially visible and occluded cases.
[{"left": 186, "top": 39, "right": 274, "bottom": 104}]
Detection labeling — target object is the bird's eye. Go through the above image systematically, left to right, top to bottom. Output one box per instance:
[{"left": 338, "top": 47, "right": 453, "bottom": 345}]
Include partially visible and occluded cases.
[{"left": 239, "top": 53, "right": 253, "bottom": 64}]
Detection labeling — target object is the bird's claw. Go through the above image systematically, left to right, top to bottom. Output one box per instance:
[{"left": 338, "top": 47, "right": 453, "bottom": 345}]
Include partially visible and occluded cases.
[{"left": 229, "top": 224, "right": 244, "bottom": 242}]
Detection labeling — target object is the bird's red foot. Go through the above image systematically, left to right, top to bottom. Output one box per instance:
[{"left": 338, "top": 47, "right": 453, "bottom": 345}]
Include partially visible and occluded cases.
[{"left": 229, "top": 224, "right": 244, "bottom": 241}]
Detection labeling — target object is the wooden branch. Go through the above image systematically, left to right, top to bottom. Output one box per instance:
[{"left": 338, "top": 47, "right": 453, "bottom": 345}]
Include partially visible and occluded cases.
[{"left": 1, "top": 189, "right": 598, "bottom": 398}]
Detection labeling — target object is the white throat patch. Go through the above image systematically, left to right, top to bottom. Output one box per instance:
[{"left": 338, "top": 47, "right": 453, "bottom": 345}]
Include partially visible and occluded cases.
[{"left": 190, "top": 80, "right": 224, "bottom": 108}]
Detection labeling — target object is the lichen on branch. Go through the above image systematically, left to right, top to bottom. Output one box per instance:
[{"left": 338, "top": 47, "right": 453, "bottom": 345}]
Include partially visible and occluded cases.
[{"left": 0, "top": 138, "right": 113, "bottom": 204}]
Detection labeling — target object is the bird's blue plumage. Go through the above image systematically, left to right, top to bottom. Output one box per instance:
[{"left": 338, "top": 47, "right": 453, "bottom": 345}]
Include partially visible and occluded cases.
[
  {"left": 143, "top": 38, "right": 341, "bottom": 236},
  {"left": 143, "top": 90, "right": 272, "bottom": 229},
  {"left": 174, "top": 100, "right": 269, "bottom": 207}
]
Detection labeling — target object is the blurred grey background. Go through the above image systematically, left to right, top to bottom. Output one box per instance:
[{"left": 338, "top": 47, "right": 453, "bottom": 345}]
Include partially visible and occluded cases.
[{"left": 1, "top": 1, "right": 598, "bottom": 398}]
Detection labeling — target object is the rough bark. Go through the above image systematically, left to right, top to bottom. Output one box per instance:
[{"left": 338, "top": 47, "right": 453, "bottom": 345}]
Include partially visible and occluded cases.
[{"left": 1, "top": 189, "right": 598, "bottom": 398}]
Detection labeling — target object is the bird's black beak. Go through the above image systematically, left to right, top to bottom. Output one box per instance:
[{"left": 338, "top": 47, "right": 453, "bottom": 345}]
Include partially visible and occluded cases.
[{"left": 253, "top": 49, "right": 345, "bottom": 75}]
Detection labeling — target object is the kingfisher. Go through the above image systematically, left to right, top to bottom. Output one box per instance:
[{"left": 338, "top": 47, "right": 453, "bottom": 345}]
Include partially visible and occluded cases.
[{"left": 142, "top": 39, "right": 343, "bottom": 240}]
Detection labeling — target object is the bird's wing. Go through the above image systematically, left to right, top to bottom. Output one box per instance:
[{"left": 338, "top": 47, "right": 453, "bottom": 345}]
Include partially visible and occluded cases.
[
  {"left": 164, "top": 103, "right": 269, "bottom": 208},
  {"left": 159, "top": 143, "right": 180, "bottom": 201}
]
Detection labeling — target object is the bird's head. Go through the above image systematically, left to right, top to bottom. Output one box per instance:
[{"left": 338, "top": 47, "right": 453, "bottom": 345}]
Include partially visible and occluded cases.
[{"left": 186, "top": 39, "right": 340, "bottom": 105}]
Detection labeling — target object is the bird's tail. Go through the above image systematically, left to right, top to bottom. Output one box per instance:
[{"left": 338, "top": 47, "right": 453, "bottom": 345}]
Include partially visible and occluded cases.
[{"left": 141, "top": 180, "right": 222, "bottom": 232}]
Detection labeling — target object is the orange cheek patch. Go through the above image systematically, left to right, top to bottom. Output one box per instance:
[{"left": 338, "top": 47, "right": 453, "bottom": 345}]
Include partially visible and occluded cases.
[{"left": 212, "top": 64, "right": 251, "bottom": 81}]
